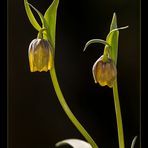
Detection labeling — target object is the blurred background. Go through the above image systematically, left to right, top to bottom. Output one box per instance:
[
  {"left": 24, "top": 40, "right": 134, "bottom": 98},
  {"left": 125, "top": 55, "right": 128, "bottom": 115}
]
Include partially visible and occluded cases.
[{"left": 8, "top": 0, "right": 140, "bottom": 148}]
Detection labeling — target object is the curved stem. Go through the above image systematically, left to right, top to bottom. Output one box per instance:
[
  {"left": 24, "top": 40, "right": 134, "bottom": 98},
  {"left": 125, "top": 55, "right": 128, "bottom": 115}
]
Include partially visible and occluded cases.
[
  {"left": 50, "top": 66, "right": 99, "bottom": 148},
  {"left": 113, "top": 80, "right": 125, "bottom": 148}
]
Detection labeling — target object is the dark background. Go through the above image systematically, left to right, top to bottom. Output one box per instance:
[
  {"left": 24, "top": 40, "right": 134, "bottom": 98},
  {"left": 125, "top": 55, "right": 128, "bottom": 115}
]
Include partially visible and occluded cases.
[{"left": 8, "top": 0, "right": 140, "bottom": 148}]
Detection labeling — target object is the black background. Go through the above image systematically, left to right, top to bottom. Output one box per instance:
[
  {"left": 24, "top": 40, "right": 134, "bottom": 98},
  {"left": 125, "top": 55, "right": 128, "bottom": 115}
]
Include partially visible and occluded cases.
[{"left": 8, "top": 0, "right": 140, "bottom": 148}]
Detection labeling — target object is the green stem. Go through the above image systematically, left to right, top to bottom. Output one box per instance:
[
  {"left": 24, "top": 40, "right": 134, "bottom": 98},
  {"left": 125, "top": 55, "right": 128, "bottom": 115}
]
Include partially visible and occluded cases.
[
  {"left": 37, "top": 28, "right": 47, "bottom": 39},
  {"left": 50, "top": 66, "right": 99, "bottom": 148},
  {"left": 113, "top": 80, "right": 125, "bottom": 148}
]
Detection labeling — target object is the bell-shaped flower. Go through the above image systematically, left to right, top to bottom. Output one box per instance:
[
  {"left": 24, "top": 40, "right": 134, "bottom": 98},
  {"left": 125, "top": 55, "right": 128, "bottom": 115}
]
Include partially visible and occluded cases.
[
  {"left": 28, "top": 38, "right": 53, "bottom": 72},
  {"left": 92, "top": 55, "right": 117, "bottom": 87}
]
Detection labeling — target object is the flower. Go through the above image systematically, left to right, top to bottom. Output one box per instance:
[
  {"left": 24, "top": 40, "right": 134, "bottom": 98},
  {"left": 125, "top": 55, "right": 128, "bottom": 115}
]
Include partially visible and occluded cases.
[
  {"left": 28, "top": 38, "right": 52, "bottom": 72},
  {"left": 92, "top": 55, "right": 117, "bottom": 87}
]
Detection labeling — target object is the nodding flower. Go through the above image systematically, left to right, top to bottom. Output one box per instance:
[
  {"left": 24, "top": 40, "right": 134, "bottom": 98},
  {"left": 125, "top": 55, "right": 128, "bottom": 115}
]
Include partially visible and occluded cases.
[
  {"left": 28, "top": 38, "right": 53, "bottom": 72},
  {"left": 92, "top": 55, "right": 117, "bottom": 88}
]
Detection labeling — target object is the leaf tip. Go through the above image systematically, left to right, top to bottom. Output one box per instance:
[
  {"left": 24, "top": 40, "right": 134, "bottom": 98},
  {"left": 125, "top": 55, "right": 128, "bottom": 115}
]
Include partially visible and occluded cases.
[
  {"left": 110, "top": 12, "right": 117, "bottom": 30},
  {"left": 113, "top": 12, "right": 117, "bottom": 19},
  {"left": 83, "top": 45, "right": 87, "bottom": 52},
  {"left": 131, "top": 136, "right": 138, "bottom": 148},
  {"left": 55, "top": 142, "right": 61, "bottom": 147}
]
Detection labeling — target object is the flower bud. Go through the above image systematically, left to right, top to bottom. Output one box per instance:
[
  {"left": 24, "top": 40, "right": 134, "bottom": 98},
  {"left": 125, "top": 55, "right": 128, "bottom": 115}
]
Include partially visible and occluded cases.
[
  {"left": 28, "top": 39, "right": 53, "bottom": 72},
  {"left": 92, "top": 55, "right": 117, "bottom": 87}
]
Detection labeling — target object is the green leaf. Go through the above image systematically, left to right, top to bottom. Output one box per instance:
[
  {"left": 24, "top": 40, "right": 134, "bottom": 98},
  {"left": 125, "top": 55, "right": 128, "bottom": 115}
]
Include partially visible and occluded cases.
[
  {"left": 24, "top": 0, "right": 41, "bottom": 31},
  {"left": 44, "top": 0, "right": 59, "bottom": 48},
  {"left": 27, "top": 3, "right": 48, "bottom": 31},
  {"left": 106, "top": 12, "right": 119, "bottom": 65},
  {"left": 110, "top": 12, "right": 117, "bottom": 31},
  {"left": 106, "top": 26, "right": 129, "bottom": 41},
  {"left": 106, "top": 26, "right": 128, "bottom": 65},
  {"left": 83, "top": 39, "right": 111, "bottom": 52},
  {"left": 55, "top": 139, "right": 92, "bottom": 148}
]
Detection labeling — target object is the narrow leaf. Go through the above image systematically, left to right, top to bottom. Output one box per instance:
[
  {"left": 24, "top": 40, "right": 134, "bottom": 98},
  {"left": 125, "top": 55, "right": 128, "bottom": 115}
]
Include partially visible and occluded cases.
[
  {"left": 24, "top": 0, "right": 41, "bottom": 31},
  {"left": 44, "top": 0, "right": 59, "bottom": 48},
  {"left": 27, "top": 3, "right": 48, "bottom": 30},
  {"left": 106, "top": 13, "right": 119, "bottom": 65},
  {"left": 106, "top": 26, "right": 129, "bottom": 41},
  {"left": 83, "top": 39, "right": 111, "bottom": 52},
  {"left": 131, "top": 136, "right": 138, "bottom": 148},
  {"left": 56, "top": 139, "right": 92, "bottom": 148}
]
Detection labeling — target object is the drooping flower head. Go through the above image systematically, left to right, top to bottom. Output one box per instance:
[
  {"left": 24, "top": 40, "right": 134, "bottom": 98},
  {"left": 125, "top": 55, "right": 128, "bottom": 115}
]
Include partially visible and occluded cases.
[
  {"left": 28, "top": 38, "right": 53, "bottom": 72},
  {"left": 92, "top": 55, "right": 117, "bottom": 88}
]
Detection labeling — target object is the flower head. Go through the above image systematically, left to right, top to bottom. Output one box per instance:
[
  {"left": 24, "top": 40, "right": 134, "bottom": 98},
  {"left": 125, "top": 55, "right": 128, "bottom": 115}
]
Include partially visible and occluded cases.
[
  {"left": 28, "top": 38, "right": 52, "bottom": 72},
  {"left": 92, "top": 55, "right": 117, "bottom": 87}
]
